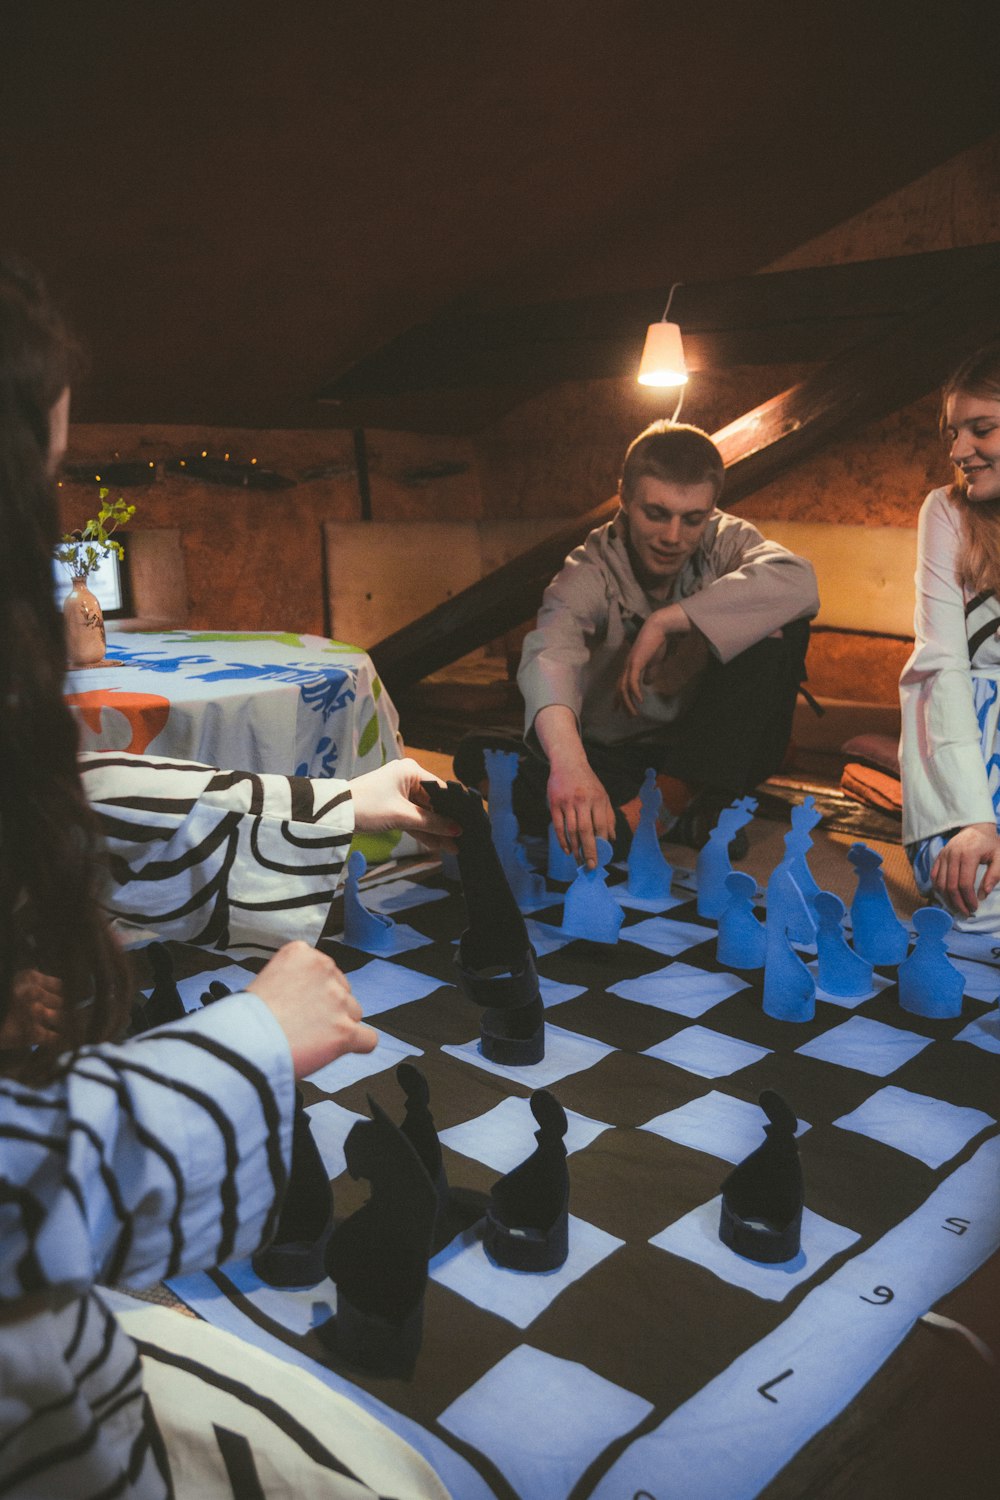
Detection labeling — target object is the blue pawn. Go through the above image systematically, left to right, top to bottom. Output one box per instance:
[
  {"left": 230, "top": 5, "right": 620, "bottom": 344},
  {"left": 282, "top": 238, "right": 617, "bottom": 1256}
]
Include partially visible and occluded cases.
[
  {"left": 484, "top": 748, "right": 521, "bottom": 864},
  {"left": 627, "top": 768, "right": 674, "bottom": 901},
  {"left": 696, "top": 796, "right": 757, "bottom": 918},
  {"left": 790, "top": 796, "right": 823, "bottom": 913},
  {"left": 547, "top": 822, "right": 579, "bottom": 883},
  {"left": 766, "top": 827, "right": 816, "bottom": 947},
  {"left": 506, "top": 838, "right": 548, "bottom": 910},
  {"left": 562, "top": 838, "right": 624, "bottom": 945},
  {"left": 848, "top": 843, "right": 909, "bottom": 966},
  {"left": 344, "top": 849, "right": 396, "bottom": 953},
  {"left": 717, "top": 871, "right": 766, "bottom": 969},
  {"left": 814, "top": 891, "right": 873, "bottom": 997},
  {"left": 898, "top": 907, "right": 965, "bottom": 1018},
  {"left": 763, "top": 918, "right": 816, "bottom": 1022}
]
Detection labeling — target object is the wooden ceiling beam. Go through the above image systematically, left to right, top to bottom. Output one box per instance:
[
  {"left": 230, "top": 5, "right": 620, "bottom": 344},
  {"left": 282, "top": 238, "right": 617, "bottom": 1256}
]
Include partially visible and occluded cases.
[
  {"left": 320, "top": 244, "right": 1000, "bottom": 402},
  {"left": 370, "top": 251, "right": 1000, "bottom": 696}
]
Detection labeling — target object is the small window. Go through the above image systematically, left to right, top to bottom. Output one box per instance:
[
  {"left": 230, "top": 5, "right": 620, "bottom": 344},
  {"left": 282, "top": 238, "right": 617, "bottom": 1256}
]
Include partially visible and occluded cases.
[{"left": 53, "top": 537, "right": 134, "bottom": 620}]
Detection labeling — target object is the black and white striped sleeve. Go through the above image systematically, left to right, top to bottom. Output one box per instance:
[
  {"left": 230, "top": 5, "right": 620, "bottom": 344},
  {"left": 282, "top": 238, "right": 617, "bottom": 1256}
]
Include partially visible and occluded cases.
[
  {"left": 78, "top": 750, "right": 355, "bottom": 949},
  {"left": 0, "top": 995, "right": 295, "bottom": 1300}
]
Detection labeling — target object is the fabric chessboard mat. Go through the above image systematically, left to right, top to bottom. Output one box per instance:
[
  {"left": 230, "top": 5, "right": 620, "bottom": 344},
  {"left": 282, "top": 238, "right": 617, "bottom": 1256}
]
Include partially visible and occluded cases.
[{"left": 160, "top": 858, "right": 1000, "bottom": 1500}]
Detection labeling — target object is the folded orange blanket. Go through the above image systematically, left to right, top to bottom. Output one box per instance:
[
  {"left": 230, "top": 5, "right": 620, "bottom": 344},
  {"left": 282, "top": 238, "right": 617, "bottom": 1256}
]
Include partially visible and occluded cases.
[{"left": 841, "top": 761, "right": 903, "bottom": 817}]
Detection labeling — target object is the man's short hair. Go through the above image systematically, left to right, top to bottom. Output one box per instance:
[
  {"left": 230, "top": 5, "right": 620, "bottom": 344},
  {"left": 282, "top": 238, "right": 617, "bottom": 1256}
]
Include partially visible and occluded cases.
[{"left": 619, "top": 422, "right": 725, "bottom": 507}]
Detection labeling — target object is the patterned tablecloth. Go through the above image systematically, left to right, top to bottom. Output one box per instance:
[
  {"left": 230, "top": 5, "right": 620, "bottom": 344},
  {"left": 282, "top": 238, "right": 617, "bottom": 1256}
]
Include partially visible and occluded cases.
[{"left": 65, "top": 630, "right": 401, "bottom": 778}]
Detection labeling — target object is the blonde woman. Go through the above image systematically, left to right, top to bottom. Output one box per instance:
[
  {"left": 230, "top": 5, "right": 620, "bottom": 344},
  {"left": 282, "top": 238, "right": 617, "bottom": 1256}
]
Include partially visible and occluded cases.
[{"left": 900, "top": 343, "right": 1000, "bottom": 928}]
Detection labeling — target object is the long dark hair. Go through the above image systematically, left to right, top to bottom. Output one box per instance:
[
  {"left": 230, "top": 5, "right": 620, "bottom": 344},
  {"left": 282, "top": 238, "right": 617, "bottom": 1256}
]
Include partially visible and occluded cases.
[{"left": 0, "top": 255, "right": 130, "bottom": 1076}]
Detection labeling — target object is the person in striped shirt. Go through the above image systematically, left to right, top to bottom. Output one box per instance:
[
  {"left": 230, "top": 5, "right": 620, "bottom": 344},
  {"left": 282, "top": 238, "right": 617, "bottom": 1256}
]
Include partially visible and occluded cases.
[{"left": 0, "top": 257, "right": 452, "bottom": 1497}]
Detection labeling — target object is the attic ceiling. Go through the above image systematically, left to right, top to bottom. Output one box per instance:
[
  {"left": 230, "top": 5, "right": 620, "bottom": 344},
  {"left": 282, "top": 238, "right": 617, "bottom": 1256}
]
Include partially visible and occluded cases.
[{"left": 2, "top": 0, "right": 999, "bottom": 434}]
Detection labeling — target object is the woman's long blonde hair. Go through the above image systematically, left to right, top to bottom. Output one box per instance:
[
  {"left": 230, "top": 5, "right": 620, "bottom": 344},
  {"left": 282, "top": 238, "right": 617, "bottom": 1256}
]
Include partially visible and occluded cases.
[{"left": 942, "top": 342, "right": 1000, "bottom": 598}]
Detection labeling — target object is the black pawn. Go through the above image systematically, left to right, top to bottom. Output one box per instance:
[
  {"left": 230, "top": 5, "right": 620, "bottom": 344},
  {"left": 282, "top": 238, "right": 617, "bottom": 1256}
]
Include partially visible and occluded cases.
[
  {"left": 424, "top": 780, "right": 545, "bottom": 1065},
  {"left": 131, "top": 942, "right": 186, "bottom": 1034},
  {"left": 199, "top": 979, "right": 232, "bottom": 1006},
  {"left": 397, "top": 1062, "right": 449, "bottom": 1211},
  {"left": 252, "top": 1089, "right": 334, "bottom": 1287},
  {"left": 484, "top": 1090, "right": 570, "bottom": 1272},
  {"left": 719, "top": 1090, "right": 803, "bottom": 1264},
  {"left": 320, "top": 1097, "right": 437, "bottom": 1379}
]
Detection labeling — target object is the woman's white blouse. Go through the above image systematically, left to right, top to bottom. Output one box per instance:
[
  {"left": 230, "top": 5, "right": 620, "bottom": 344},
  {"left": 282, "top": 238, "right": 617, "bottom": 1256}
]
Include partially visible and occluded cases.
[{"left": 899, "top": 487, "right": 1000, "bottom": 844}]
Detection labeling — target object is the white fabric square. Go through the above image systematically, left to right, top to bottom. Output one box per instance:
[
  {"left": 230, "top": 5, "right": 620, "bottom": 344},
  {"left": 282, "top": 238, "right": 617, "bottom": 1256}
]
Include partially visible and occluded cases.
[
  {"left": 362, "top": 879, "right": 449, "bottom": 915},
  {"left": 613, "top": 887, "right": 687, "bottom": 913},
  {"left": 621, "top": 916, "right": 716, "bottom": 958},
  {"left": 524, "top": 919, "right": 576, "bottom": 956},
  {"left": 945, "top": 927, "right": 1000, "bottom": 964},
  {"left": 950, "top": 957, "right": 1000, "bottom": 1003},
  {"left": 342, "top": 958, "right": 448, "bottom": 1016},
  {"left": 174, "top": 962, "right": 258, "bottom": 1011},
  {"left": 610, "top": 963, "right": 748, "bottom": 1017},
  {"left": 805, "top": 964, "right": 894, "bottom": 1010},
  {"left": 539, "top": 975, "right": 588, "bottom": 1008},
  {"left": 955, "top": 1007, "right": 1000, "bottom": 1055},
  {"left": 795, "top": 1016, "right": 932, "bottom": 1076},
  {"left": 442, "top": 1024, "right": 613, "bottom": 1086},
  {"left": 644, "top": 1025, "right": 770, "bottom": 1079},
  {"left": 306, "top": 1028, "right": 424, "bottom": 1090},
  {"left": 834, "top": 1085, "right": 995, "bottom": 1167},
  {"left": 641, "top": 1090, "right": 810, "bottom": 1163},
  {"left": 439, "top": 1097, "right": 612, "bottom": 1172},
  {"left": 304, "top": 1099, "right": 368, "bottom": 1179},
  {"left": 650, "top": 1195, "right": 860, "bottom": 1301},
  {"left": 430, "top": 1214, "right": 623, "bottom": 1329},
  {"left": 214, "top": 1257, "right": 336, "bottom": 1338},
  {"left": 438, "top": 1344, "right": 651, "bottom": 1500}
]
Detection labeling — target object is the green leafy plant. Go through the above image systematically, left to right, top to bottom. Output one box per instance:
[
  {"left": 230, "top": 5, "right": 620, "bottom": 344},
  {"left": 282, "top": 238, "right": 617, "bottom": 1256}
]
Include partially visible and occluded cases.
[{"left": 56, "top": 488, "right": 136, "bottom": 581}]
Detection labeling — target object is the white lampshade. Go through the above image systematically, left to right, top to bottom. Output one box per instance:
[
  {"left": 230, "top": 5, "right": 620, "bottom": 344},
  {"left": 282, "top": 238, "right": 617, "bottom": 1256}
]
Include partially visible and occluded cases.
[{"left": 637, "top": 320, "right": 688, "bottom": 387}]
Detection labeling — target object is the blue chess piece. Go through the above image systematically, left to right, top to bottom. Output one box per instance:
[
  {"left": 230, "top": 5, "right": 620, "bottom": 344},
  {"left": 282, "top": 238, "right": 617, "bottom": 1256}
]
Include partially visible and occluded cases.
[
  {"left": 484, "top": 748, "right": 521, "bottom": 863},
  {"left": 484, "top": 748, "right": 546, "bottom": 907},
  {"left": 627, "top": 768, "right": 674, "bottom": 901},
  {"left": 696, "top": 796, "right": 757, "bottom": 919},
  {"left": 789, "top": 796, "right": 823, "bottom": 912},
  {"left": 547, "top": 821, "right": 578, "bottom": 883},
  {"left": 766, "top": 826, "right": 816, "bottom": 947},
  {"left": 505, "top": 838, "right": 548, "bottom": 910},
  {"left": 562, "top": 838, "right": 624, "bottom": 945},
  {"left": 848, "top": 843, "right": 909, "bottom": 966},
  {"left": 344, "top": 849, "right": 396, "bottom": 953},
  {"left": 717, "top": 871, "right": 766, "bottom": 969},
  {"left": 814, "top": 891, "right": 873, "bottom": 997},
  {"left": 898, "top": 907, "right": 965, "bottom": 1018},
  {"left": 762, "top": 917, "right": 816, "bottom": 1022}
]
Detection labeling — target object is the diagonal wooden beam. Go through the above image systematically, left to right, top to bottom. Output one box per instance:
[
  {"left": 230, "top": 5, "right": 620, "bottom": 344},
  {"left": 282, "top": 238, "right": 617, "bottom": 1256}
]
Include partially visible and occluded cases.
[
  {"left": 320, "top": 244, "right": 1000, "bottom": 400},
  {"left": 370, "top": 252, "right": 1000, "bottom": 697}
]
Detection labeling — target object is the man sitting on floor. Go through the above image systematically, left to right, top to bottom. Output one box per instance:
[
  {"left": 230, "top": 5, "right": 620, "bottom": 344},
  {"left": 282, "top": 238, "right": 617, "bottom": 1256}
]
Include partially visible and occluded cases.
[{"left": 457, "top": 421, "right": 819, "bottom": 867}]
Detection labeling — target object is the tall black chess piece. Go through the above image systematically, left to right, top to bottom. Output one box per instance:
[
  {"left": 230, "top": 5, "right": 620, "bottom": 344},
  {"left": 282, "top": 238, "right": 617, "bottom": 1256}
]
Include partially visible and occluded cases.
[
  {"left": 425, "top": 779, "right": 545, "bottom": 1064},
  {"left": 130, "top": 942, "right": 186, "bottom": 1035},
  {"left": 397, "top": 1061, "right": 449, "bottom": 1211},
  {"left": 251, "top": 1089, "right": 334, "bottom": 1287},
  {"left": 484, "top": 1090, "right": 570, "bottom": 1272},
  {"left": 718, "top": 1090, "right": 803, "bottom": 1264},
  {"left": 320, "top": 1097, "right": 437, "bottom": 1378}
]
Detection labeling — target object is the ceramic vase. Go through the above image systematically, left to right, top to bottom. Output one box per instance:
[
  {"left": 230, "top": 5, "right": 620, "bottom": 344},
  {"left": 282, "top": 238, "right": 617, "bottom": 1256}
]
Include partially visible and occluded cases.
[{"left": 63, "top": 575, "right": 107, "bottom": 668}]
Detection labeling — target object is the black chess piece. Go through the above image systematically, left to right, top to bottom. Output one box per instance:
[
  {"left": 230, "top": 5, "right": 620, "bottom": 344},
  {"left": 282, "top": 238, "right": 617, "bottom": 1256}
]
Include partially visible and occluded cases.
[
  {"left": 424, "top": 780, "right": 545, "bottom": 1064},
  {"left": 130, "top": 942, "right": 186, "bottom": 1034},
  {"left": 199, "top": 979, "right": 232, "bottom": 1006},
  {"left": 397, "top": 1062, "right": 448, "bottom": 1213},
  {"left": 251, "top": 1089, "right": 334, "bottom": 1287},
  {"left": 483, "top": 1090, "right": 570, "bottom": 1272},
  {"left": 718, "top": 1090, "right": 803, "bottom": 1263},
  {"left": 319, "top": 1097, "right": 437, "bottom": 1379}
]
